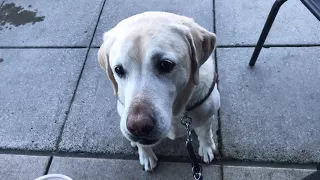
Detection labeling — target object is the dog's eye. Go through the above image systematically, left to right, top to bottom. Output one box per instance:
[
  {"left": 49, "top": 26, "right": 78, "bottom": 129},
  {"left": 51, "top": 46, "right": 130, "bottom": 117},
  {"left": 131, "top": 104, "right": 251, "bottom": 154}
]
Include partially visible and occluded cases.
[
  {"left": 158, "top": 59, "right": 175, "bottom": 73},
  {"left": 114, "top": 65, "right": 125, "bottom": 77}
]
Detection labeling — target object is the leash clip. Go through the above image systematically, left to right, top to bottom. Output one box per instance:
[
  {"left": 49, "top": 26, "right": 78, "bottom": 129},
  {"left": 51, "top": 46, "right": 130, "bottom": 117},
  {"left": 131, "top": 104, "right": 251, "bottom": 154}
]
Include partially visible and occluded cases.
[
  {"left": 181, "top": 113, "right": 192, "bottom": 125},
  {"left": 181, "top": 114, "right": 192, "bottom": 143}
]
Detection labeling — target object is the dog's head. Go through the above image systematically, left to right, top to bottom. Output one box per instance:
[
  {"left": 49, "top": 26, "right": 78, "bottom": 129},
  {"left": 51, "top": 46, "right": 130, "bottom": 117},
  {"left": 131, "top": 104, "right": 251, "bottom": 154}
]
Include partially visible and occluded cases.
[{"left": 98, "top": 12, "right": 216, "bottom": 146}]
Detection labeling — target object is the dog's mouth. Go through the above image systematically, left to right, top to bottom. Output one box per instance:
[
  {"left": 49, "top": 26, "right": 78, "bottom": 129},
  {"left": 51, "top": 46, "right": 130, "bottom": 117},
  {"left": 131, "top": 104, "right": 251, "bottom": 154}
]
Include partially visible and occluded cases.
[
  {"left": 127, "top": 134, "right": 160, "bottom": 145},
  {"left": 137, "top": 138, "right": 159, "bottom": 145}
]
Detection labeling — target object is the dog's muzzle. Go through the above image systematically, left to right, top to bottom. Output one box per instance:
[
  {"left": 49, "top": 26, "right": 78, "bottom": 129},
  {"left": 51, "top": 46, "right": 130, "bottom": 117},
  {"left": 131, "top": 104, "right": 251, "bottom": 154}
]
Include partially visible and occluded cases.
[
  {"left": 125, "top": 100, "right": 161, "bottom": 145},
  {"left": 127, "top": 114, "right": 155, "bottom": 137}
]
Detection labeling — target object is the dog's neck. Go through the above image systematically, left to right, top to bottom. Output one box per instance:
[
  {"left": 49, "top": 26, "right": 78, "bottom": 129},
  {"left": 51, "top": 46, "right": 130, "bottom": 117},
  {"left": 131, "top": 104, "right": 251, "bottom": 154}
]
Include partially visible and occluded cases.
[
  {"left": 167, "top": 56, "right": 215, "bottom": 140},
  {"left": 187, "top": 56, "right": 215, "bottom": 110}
]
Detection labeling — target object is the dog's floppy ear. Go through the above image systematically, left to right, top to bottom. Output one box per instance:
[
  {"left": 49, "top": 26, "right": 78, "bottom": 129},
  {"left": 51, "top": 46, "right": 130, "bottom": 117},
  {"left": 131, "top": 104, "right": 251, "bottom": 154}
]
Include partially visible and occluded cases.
[
  {"left": 183, "top": 20, "right": 216, "bottom": 85},
  {"left": 98, "top": 31, "right": 118, "bottom": 96}
]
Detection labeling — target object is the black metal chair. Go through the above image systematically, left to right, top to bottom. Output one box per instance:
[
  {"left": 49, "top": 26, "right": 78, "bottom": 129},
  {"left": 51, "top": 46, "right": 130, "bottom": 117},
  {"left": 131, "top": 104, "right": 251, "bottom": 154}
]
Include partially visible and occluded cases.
[
  {"left": 249, "top": 0, "right": 320, "bottom": 66},
  {"left": 247, "top": 2, "right": 320, "bottom": 178},
  {"left": 301, "top": 164, "right": 320, "bottom": 180}
]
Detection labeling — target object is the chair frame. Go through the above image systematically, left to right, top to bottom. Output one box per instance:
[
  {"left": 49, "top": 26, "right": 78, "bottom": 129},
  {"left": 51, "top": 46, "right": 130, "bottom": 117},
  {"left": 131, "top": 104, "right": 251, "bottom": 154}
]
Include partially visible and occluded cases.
[
  {"left": 249, "top": 0, "right": 320, "bottom": 66},
  {"left": 249, "top": 0, "right": 288, "bottom": 66}
]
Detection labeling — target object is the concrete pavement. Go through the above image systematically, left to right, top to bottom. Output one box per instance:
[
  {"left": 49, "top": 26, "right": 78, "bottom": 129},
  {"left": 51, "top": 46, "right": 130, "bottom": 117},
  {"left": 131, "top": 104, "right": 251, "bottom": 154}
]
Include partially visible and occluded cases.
[{"left": 0, "top": 0, "right": 319, "bottom": 179}]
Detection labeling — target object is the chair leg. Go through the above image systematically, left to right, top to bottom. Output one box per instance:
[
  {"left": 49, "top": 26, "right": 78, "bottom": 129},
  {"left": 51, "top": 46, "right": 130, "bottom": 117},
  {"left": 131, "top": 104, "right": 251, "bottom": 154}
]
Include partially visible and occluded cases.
[
  {"left": 249, "top": 0, "right": 288, "bottom": 66},
  {"left": 301, "top": 169, "right": 320, "bottom": 180}
]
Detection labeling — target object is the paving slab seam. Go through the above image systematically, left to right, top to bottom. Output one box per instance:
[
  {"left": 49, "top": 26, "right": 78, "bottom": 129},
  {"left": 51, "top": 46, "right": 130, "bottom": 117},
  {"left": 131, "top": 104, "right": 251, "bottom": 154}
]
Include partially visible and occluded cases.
[
  {"left": 0, "top": 0, "right": 5, "bottom": 8},
  {"left": 45, "top": 0, "right": 107, "bottom": 174},
  {"left": 54, "top": 0, "right": 107, "bottom": 152},
  {"left": 212, "top": 0, "right": 216, "bottom": 34},
  {"left": 212, "top": 0, "right": 223, "bottom": 162},
  {"left": 213, "top": 0, "right": 223, "bottom": 158},
  {"left": 213, "top": 0, "right": 217, "bottom": 72},
  {"left": 213, "top": 42, "right": 224, "bottom": 164},
  {"left": 52, "top": 46, "right": 89, "bottom": 152},
  {"left": 214, "top": 46, "right": 223, "bottom": 161},
  {"left": 214, "top": 47, "right": 224, "bottom": 180},
  {"left": 0, "top": 150, "right": 318, "bottom": 170},
  {"left": 42, "top": 156, "right": 319, "bottom": 170},
  {"left": 43, "top": 156, "right": 53, "bottom": 175},
  {"left": 217, "top": 161, "right": 317, "bottom": 170},
  {"left": 220, "top": 164, "right": 224, "bottom": 180}
]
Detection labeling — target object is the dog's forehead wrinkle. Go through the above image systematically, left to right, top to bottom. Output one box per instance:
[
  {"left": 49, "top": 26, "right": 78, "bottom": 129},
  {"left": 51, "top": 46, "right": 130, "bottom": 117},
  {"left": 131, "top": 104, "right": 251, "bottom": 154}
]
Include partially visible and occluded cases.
[
  {"left": 113, "top": 26, "right": 189, "bottom": 67},
  {"left": 113, "top": 33, "right": 149, "bottom": 63},
  {"left": 127, "top": 34, "right": 145, "bottom": 62},
  {"left": 148, "top": 36, "right": 189, "bottom": 60},
  {"left": 109, "top": 38, "right": 134, "bottom": 64},
  {"left": 148, "top": 49, "right": 178, "bottom": 61},
  {"left": 150, "top": 50, "right": 165, "bottom": 61}
]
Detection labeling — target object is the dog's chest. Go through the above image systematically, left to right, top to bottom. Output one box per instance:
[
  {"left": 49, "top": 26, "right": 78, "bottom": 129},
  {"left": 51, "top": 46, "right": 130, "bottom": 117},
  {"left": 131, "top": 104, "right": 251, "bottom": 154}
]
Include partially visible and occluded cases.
[
  {"left": 167, "top": 116, "right": 194, "bottom": 140},
  {"left": 167, "top": 123, "right": 185, "bottom": 140}
]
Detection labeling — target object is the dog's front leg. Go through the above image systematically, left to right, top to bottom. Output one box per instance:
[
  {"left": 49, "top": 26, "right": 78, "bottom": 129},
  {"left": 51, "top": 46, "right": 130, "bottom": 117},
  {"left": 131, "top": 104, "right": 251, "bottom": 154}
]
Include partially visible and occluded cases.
[
  {"left": 194, "top": 116, "right": 216, "bottom": 164},
  {"left": 137, "top": 144, "right": 158, "bottom": 171}
]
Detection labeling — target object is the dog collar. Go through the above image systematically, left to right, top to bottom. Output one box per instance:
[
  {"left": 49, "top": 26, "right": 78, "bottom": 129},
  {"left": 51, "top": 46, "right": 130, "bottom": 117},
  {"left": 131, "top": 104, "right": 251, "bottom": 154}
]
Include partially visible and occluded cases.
[{"left": 186, "top": 72, "right": 218, "bottom": 112}]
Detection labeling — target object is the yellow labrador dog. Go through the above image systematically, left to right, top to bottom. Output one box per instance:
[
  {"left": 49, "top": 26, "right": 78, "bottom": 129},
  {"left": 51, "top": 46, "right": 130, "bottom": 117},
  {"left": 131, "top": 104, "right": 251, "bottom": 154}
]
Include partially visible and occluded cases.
[{"left": 98, "top": 11, "right": 220, "bottom": 171}]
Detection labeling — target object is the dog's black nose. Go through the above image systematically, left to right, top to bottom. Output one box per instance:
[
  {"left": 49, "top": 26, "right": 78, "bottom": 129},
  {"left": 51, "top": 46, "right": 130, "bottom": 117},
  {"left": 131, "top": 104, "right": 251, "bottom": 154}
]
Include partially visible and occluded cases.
[
  {"left": 126, "top": 101, "right": 155, "bottom": 136},
  {"left": 127, "top": 116, "right": 154, "bottom": 136}
]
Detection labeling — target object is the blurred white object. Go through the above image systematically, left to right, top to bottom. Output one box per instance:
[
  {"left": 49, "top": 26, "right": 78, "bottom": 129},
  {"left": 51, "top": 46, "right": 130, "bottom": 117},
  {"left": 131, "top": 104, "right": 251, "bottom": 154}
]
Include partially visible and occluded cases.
[{"left": 34, "top": 174, "right": 73, "bottom": 180}]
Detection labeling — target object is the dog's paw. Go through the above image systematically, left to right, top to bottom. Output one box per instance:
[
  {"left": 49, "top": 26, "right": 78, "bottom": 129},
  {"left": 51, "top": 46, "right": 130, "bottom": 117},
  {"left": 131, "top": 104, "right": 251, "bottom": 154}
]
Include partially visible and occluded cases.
[
  {"left": 198, "top": 142, "right": 216, "bottom": 164},
  {"left": 138, "top": 147, "right": 158, "bottom": 171}
]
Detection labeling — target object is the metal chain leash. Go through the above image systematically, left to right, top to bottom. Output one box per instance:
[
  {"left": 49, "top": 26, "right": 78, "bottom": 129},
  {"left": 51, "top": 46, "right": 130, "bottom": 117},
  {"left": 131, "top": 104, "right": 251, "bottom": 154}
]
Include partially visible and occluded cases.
[{"left": 181, "top": 114, "right": 203, "bottom": 180}]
